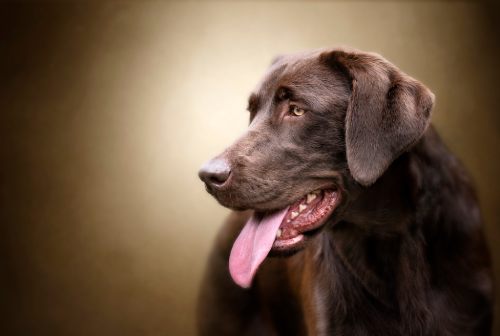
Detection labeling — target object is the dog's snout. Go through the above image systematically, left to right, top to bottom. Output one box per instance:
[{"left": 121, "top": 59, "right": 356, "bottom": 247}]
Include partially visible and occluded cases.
[{"left": 198, "top": 159, "right": 232, "bottom": 189}]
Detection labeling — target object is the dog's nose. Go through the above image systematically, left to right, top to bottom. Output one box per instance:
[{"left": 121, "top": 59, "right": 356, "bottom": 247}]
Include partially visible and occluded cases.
[{"left": 198, "top": 159, "right": 231, "bottom": 189}]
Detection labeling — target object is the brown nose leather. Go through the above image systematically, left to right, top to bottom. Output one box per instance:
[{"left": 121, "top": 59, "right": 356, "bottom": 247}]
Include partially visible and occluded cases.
[{"left": 198, "top": 159, "right": 231, "bottom": 189}]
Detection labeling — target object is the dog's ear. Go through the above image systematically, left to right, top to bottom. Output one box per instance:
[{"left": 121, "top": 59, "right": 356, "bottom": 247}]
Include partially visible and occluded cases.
[{"left": 320, "top": 48, "right": 435, "bottom": 186}]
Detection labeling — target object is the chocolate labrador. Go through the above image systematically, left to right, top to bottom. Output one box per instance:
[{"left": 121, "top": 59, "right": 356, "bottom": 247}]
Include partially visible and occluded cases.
[{"left": 197, "top": 47, "right": 493, "bottom": 335}]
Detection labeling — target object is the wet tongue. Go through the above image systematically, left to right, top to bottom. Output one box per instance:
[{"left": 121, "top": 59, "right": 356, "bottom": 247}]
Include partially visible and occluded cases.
[{"left": 229, "top": 207, "right": 289, "bottom": 288}]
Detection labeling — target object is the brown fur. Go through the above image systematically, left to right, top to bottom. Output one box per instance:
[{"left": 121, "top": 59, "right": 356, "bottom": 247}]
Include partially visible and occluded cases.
[{"left": 197, "top": 47, "right": 493, "bottom": 335}]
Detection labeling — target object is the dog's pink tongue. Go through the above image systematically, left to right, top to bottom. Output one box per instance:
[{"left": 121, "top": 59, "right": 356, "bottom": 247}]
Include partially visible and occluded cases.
[{"left": 229, "top": 207, "right": 289, "bottom": 288}]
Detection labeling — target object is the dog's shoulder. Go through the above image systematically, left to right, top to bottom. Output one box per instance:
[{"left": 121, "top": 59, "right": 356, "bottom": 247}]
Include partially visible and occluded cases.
[{"left": 198, "top": 210, "right": 281, "bottom": 336}]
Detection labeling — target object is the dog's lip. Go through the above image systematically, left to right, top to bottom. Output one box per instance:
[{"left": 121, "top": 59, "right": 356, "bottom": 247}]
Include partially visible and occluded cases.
[
  {"left": 251, "top": 184, "right": 337, "bottom": 215},
  {"left": 271, "top": 185, "right": 340, "bottom": 249}
]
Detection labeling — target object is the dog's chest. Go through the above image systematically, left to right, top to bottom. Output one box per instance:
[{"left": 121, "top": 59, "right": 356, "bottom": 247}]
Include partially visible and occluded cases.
[
  {"left": 257, "top": 240, "right": 402, "bottom": 336},
  {"left": 256, "top": 243, "right": 334, "bottom": 336}
]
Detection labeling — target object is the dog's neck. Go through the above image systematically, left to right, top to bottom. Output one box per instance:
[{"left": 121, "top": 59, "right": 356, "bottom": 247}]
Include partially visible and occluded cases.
[
  {"left": 309, "top": 126, "right": 489, "bottom": 331},
  {"left": 325, "top": 136, "right": 422, "bottom": 305}
]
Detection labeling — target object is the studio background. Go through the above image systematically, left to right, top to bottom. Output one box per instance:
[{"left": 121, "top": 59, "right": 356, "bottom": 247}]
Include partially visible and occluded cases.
[{"left": 1, "top": 1, "right": 500, "bottom": 335}]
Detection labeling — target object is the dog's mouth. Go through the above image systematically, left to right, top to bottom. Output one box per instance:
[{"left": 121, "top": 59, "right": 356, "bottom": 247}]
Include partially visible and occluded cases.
[
  {"left": 229, "top": 187, "right": 339, "bottom": 288},
  {"left": 274, "top": 188, "right": 338, "bottom": 247}
]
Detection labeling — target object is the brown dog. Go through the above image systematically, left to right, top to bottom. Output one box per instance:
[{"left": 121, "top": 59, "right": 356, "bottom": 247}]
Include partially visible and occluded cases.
[{"left": 197, "top": 47, "right": 493, "bottom": 335}]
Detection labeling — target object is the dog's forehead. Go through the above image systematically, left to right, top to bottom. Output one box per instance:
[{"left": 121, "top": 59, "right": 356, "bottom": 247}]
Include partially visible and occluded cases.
[
  {"left": 252, "top": 46, "right": 365, "bottom": 96},
  {"left": 249, "top": 48, "right": 349, "bottom": 113},
  {"left": 252, "top": 50, "right": 325, "bottom": 97}
]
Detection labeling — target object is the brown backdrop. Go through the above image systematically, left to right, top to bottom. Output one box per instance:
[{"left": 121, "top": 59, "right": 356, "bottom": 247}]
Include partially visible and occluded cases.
[{"left": 1, "top": 1, "right": 499, "bottom": 335}]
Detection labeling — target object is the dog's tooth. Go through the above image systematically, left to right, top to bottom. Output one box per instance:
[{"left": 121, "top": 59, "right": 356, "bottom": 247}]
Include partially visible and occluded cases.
[
  {"left": 312, "top": 190, "right": 321, "bottom": 194},
  {"left": 306, "top": 193, "right": 316, "bottom": 203},
  {"left": 299, "top": 204, "right": 307, "bottom": 212},
  {"left": 291, "top": 212, "right": 298, "bottom": 219},
  {"left": 287, "top": 220, "right": 291, "bottom": 223},
  {"left": 276, "top": 229, "right": 282, "bottom": 239}
]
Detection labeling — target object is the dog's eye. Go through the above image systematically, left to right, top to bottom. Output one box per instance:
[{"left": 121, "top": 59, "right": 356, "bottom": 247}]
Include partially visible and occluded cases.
[{"left": 291, "top": 106, "right": 305, "bottom": 116}]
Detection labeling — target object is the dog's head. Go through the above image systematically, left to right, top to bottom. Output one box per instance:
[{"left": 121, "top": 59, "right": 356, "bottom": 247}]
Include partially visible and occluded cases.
[{"left": 199, "top": 47, "right": 434, "bottom": 287}]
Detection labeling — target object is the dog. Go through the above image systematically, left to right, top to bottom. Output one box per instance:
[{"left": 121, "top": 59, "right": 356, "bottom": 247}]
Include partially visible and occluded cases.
[{"left": 197, "top": 47, "right": 493, "bottom": 336}]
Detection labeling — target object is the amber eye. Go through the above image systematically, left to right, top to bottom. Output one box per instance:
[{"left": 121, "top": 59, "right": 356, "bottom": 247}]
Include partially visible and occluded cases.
[{"left": 291, "top": 105, "right": 305, "bottom": 116}]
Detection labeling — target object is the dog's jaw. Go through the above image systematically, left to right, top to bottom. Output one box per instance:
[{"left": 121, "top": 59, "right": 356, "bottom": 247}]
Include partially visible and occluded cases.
[{"left": 228, "top": 187, "right": 340, "bottom": 288}]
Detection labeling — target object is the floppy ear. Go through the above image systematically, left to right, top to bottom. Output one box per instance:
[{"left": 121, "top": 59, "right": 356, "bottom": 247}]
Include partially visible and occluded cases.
[{"left": 321, "top": 48, "right": 435, "bottom": 186}]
